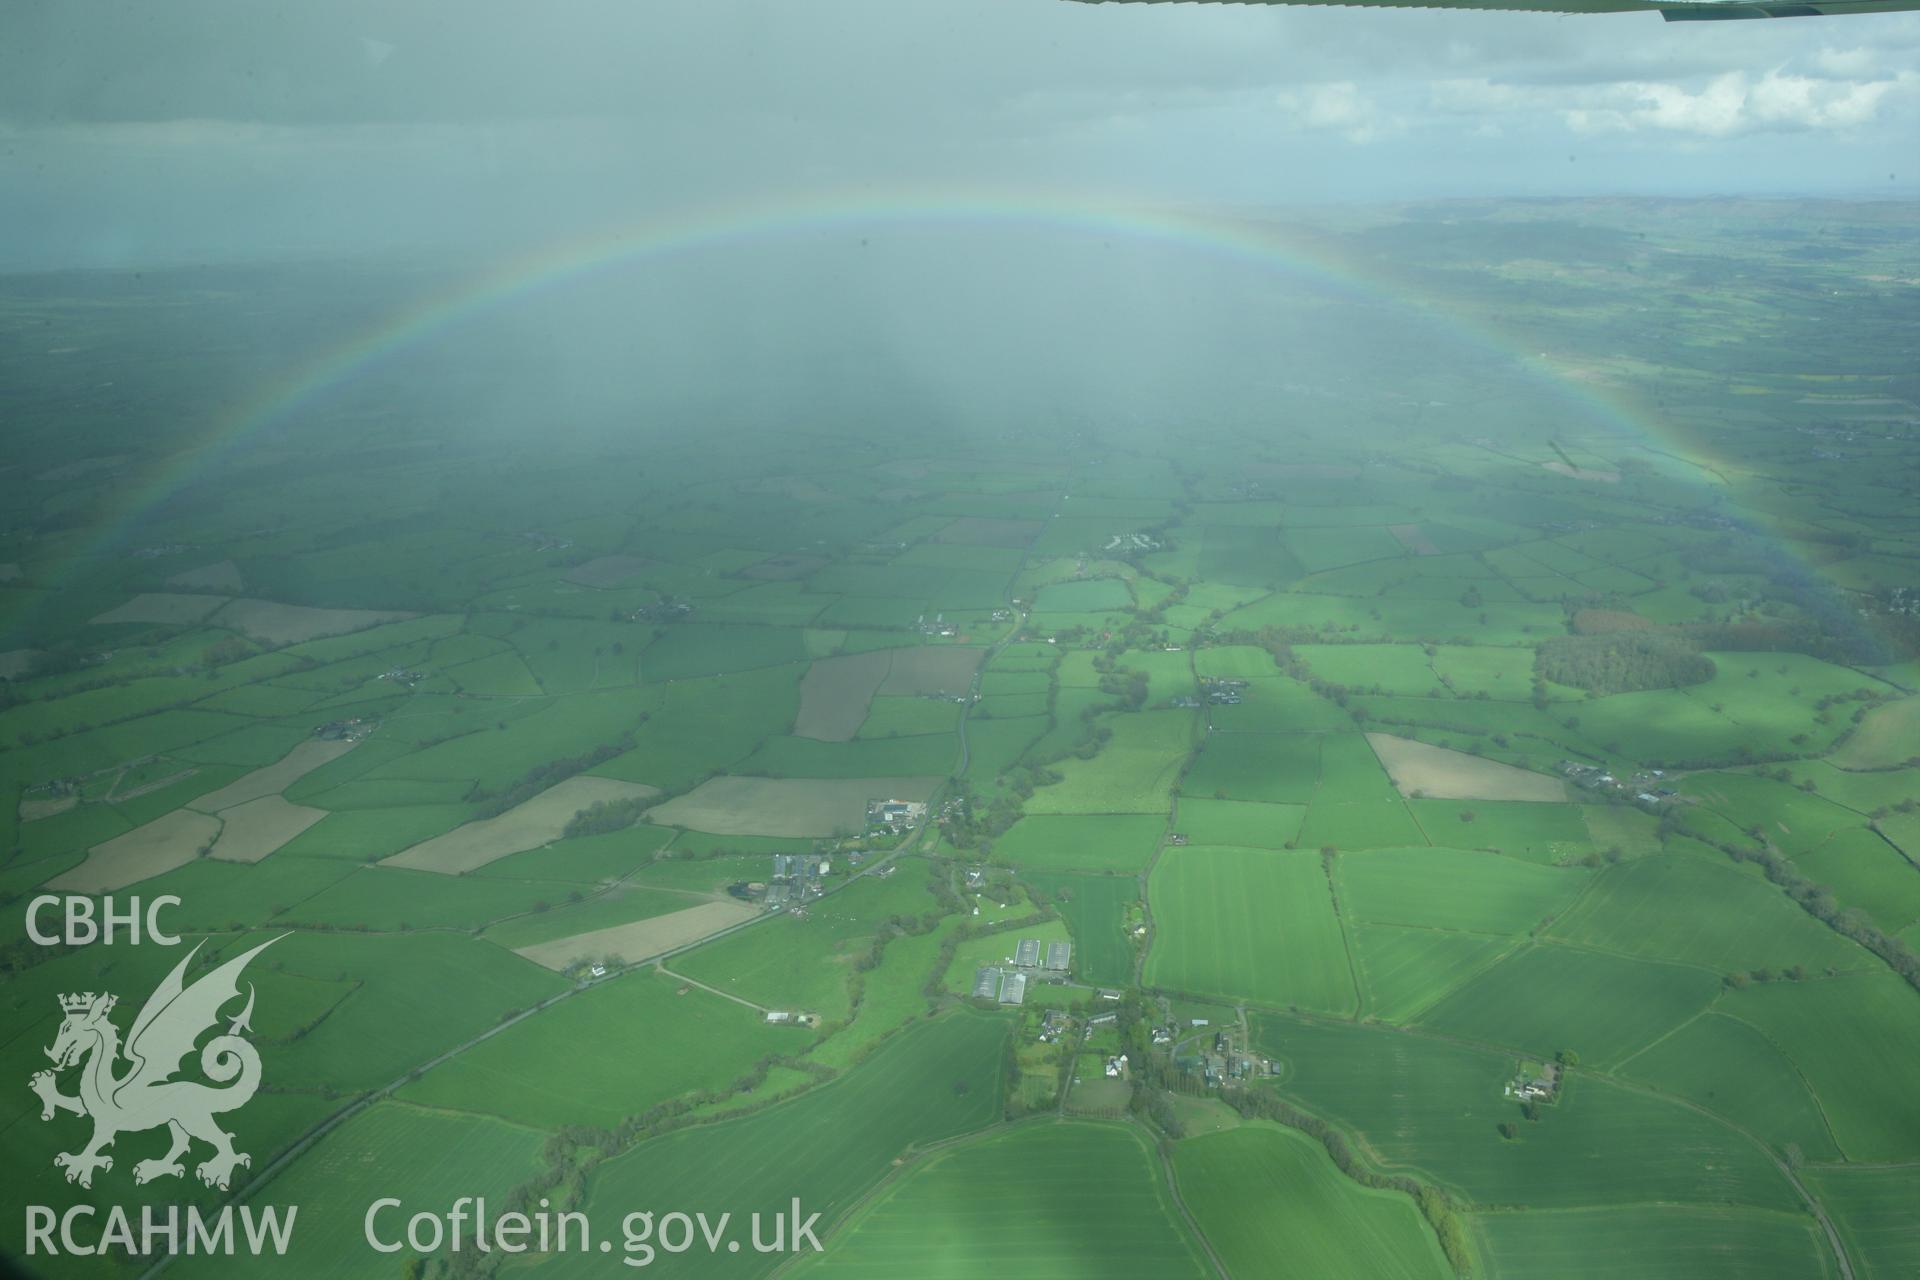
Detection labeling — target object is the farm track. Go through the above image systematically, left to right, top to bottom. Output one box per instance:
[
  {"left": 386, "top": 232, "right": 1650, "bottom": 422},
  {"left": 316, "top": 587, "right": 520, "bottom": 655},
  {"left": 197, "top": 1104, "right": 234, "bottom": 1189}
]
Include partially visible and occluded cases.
[{"left": 655, "top": 962, "right": 771, "bottom": 1013}]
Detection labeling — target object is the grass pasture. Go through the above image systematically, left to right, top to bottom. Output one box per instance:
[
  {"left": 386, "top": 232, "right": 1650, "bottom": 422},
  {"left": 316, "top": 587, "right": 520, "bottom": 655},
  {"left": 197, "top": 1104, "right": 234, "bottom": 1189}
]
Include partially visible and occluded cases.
[
  {"left": 641, "top": 622, "right": 811, "bottom": 682},
  {"left": 1297, "top": 643, "right": 1449, "bottom": 697},
  {"left": 857, "top": 694, "right": 960, "bottom": 739},
  {"left": 1024, "top": 710, "right": 1193, "bottom": 814},
  {"left": 1182, "top": 731, "right": 1320, "bottom": 805},
  {"left": 740, "top": 732, "right": 957, "bottom": 778},
  {"left": 1316, "top": 732, "right": 1406, "bottom": 805},
  {"left": 1173, "top": 797, "right": 1306, "bottom": 848},
  {"left": 1406, "top": 798, "right": 1594, "bottom": 862},
  {"left": 1298, "top": 799, "right": 1430, "bottom": 851},
  {"left": 992, "top": 813, "right": 1166, "bottom": 873},
  {"left": 1794, "top": 827, "right": 1920, "bottom": 933},
  {"left": 1337, "top": 846, "right": 1586, "bottom": 936},
  {"left": 1146, "top": 847, "right": 1357, "bottom": 1013},
  {"left": 1547, "top": 854, "right": 1868, "bottom": 975},
  {"left": 281, "top": 863, "right": 590, "bottom": 932},
  {"left": 1024, "top": 870, "right": 1137, "bottom": 985},
  {"left": 674, "top": 871, "right": 936, "bottom": 1019},
  {"left": 1349, "top": 923, "right": 1517, "bottom": 1022},
  {"left": 233, "top": 930, "right": 568, "bottom": 1094},
  {"left": 1417, "top": 942, "right": 1721, "bottom": 1069},
  {"left": 398, "top": 970, "right": 795, "bottom": 1128},
  {"left": 1719, "top": 972, "right": 1920, "bottom": 1162},
  {"left": 529, "top": 1012, "right": 1009, "bottom": 1280},
  {"left": 1618, "top": 1012, "right": 1842, "bottom": 1161},
  {"left": 1257, "top": 1014, "right": 1799, "bottom": 1213},
  {"left": 187, "top": 1103, "right": 545, "bottom": 1280},
  {"left": 796, "top": 1121, "right": 1209, "bottom": 1280},
  {"left": 1175, "top": 1125, "right": 1449, "bottom": 1280},
  {"left": 1804, "top": 1165, "right": 1920, "bottom": 1280},
  {"left": 1473, "top": 1206, "right": 1837, "bottom": 1280}
]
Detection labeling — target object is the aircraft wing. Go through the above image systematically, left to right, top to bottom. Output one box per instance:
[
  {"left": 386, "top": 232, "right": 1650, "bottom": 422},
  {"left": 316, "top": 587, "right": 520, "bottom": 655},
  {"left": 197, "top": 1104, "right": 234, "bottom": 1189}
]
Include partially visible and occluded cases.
[{"left": 1066, "top": 0, "right": 1917, "bottom": 19}]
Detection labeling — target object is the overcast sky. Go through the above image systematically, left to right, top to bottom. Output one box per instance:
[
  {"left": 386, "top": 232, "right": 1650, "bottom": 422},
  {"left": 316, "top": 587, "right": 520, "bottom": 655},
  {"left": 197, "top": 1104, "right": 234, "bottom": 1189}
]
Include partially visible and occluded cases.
[{"left": 2, "top": 0, "right": 1917, "bottom": 266}]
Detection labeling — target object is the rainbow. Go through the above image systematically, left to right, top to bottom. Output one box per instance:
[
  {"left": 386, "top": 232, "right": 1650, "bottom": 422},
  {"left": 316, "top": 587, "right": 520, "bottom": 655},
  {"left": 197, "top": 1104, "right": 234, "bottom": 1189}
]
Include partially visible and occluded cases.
[{"left": 87, "top": 181, "right": 1722, "bottom": 562}]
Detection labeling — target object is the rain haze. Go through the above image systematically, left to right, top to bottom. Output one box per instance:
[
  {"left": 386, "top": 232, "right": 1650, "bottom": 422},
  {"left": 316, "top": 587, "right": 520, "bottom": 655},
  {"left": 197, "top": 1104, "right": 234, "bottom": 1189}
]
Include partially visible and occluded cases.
[{"left": 2, "top": 1, "right": 1919, "bottom": 264}]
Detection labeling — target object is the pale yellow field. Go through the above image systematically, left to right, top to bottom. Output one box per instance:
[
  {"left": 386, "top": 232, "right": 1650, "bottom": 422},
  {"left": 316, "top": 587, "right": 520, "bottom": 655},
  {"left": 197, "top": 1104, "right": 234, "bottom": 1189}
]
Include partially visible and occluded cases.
[
  {"left": 1542, "top": 461, "right": 1620, "bottom": 484},
  {"left": 1388, "top": 524, "right": 1440, "bottom": 556},
  {"left": 563, "top": 555, "right": 660, "bottom": 588},
  {"left": 166, "top": 559, "right": 244, "bottom": 592},
  {"left": 90, "top": 592, "right": 228, "bottom": 626},
  {"left": 208, "top": 598, "right": 417, "bottom": 645},
  {"left": 878, "top": 645, "right": 984, "bottom": 696},
  {"left": 794, "top": 649, "right": 893, "bottom": 741},
  {"left": 1833, "top": 696, "right": 1920, "bottom": 770},
  {"left": 1365, "top": 733, "right": 1569, "bottom": 802},
  {"left": 188, "top": 738, "right": 357, "bottom": 813},
  {"left": 110, "top": 767, "right": 200, "bottom": 803},
  {"left": 646, "top": 775, "right": 940, "bottom": 837},
  {"left": 383, "top": 776, "right": 661, "bottom": 874},
  {"left": 18, "top": 794, "right": 77, "bottom": 822},
  {"left": 208, "top": 795, "right": 328, "bottom": 863},
  {"left": 45, "top": 810, "right": 221, "bottom": 892},
  {"left": 514, "top": 900, "right": 760, "bottom": 971}
]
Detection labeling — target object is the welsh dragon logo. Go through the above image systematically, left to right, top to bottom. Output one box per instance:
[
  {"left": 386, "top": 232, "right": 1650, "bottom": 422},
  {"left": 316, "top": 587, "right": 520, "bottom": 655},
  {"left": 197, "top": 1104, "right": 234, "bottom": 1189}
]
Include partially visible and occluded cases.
[{"left": 31, "top": 937, "right": 280, "bottom": 1192}]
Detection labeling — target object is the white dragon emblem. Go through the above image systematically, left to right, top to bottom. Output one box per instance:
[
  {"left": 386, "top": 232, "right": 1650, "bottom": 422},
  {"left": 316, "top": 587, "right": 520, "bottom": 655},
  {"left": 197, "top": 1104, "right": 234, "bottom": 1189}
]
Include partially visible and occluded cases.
[{"left": 30, "top": 936, "right": 280, "bottom": 1191}]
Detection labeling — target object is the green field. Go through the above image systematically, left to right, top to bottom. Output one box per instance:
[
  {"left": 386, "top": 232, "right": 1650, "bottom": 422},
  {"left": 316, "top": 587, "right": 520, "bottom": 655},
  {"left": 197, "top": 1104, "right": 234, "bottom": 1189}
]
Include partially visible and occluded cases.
[
  {"left": 3, "top": 200, "right": 1917, "bottom": 1280},
  {"left": 1024, "top": 710, "right": 1193, "bottom": 814},
  {"left": 1182, "top": 732, "right": 1321, "bottom": 804},
  {"left": 1173, "top": 796, "right": 1307, "bottom": 848},
  {"left": 992, "top": 812, "right": 1167, "bottom": 872},
  {"left": 1337, "top": 846, "right": 1588, "bottom": 936},
  {"left": 1147, "top": 847, "right": 1357, "bottom": 1013},
  {"left": 1547, "top": 854, "right": 1870, "bottom": 974},
  {"left": 1024, "top": 870, "right": 1138, "bottom": 986},
  {"left": 674, "top": 871, "right": 938, "bottom": 1020},
  {"left": 1349, "top": 923, "right": 1518, "bottom": 1022},
  {"left": 1417, "top": 942, "right": 1721, "bottom": 1069},
  {"left": 396, "top": 971, "right": 797, "bottom": 1128},
  {"left": 1716, "top": 973, "right": 1920, "bottom": 1161},
  {"left": 1618, "top": 1011, "right": 1842, "bottom": 1161},
  {"left": 524, "top": 1012, "right": 1011, "bottom": 1280},
  {"left": 1256, "top": 1014, "right": 1800, "bottom": 1213},
  {"left": 189, "top": 1104, "right": 547, "bottom": 1280},
  {"left": 795, "top": 1121, "right": 1210, "bottom": 1278},
  {"left": 1175, "top": 1125, "right": 1450, "bottom": 1280},
  {"left": 1804, "top": 1165, "right": 1920, "bottom": 1280},
  {"left": 1473, "top": 1206, "right": 1838, "bottom": 1280}
]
